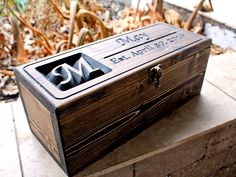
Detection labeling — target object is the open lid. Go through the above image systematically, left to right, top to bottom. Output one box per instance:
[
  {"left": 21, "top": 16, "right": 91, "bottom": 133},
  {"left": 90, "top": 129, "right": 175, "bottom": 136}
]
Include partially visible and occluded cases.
[{"left": 23, "top": 23, "right": 208, "bottom": 100}]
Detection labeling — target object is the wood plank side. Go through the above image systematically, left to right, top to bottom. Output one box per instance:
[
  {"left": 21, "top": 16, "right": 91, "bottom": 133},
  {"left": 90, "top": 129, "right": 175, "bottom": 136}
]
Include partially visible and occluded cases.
[
  {"left": 58, "top": 45, "right": 211, "bottom": 118},
  {"left": 59, "top": 48, "right": 210, "bottom": 176},
  {"left": 59, "top": 48, "right": 210, "bottom": 144},
  {"left": 67, "top": 73, "right": 205, "bottom": 176},
  {"left": 19, "top": 83, "right": 60, "bottom": 162}
]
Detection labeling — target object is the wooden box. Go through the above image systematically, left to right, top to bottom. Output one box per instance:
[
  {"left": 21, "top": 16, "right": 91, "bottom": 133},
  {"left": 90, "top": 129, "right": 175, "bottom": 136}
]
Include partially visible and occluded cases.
[{"left": 14, "top": 23, "right": 211, "bottom": 176}]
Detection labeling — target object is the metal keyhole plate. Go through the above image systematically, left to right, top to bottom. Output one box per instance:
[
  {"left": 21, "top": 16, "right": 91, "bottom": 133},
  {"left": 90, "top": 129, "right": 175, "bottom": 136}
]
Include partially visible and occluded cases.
[{"left": 149, "top": 64, "right": 162, "bottom": 87}]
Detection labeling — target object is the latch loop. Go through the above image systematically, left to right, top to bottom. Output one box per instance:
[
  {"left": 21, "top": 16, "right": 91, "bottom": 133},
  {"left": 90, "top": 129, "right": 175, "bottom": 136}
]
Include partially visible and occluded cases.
[{"left": 149, "top": 64, "right": 162, "bottom": 87}]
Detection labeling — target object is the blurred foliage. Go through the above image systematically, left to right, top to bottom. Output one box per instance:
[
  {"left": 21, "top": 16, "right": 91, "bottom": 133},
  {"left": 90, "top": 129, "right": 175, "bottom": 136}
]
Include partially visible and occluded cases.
[
  {"left": 0, "top": 0, "right": 28, "bottom": 16},
  {"left": 15, "top": 0, "right": 28, "bottom": 12}
]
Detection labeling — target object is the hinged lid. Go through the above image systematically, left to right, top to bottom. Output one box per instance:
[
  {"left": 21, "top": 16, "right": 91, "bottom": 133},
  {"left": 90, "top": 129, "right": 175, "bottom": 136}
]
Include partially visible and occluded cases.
[{"left": 23, "top": 23, "right": 208, "bottom": 100}]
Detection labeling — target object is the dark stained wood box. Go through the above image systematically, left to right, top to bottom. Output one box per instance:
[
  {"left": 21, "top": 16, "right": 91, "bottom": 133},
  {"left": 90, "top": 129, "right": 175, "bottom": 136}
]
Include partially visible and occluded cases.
[{"left": 14, "top": 23, "right": 211, "bottom": 176}]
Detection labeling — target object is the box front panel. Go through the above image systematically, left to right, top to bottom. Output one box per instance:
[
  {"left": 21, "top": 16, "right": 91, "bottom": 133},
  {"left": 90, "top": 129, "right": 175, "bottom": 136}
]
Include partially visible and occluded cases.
[{"left": 59, "top": 47, "right": 210, "bottom": 175}]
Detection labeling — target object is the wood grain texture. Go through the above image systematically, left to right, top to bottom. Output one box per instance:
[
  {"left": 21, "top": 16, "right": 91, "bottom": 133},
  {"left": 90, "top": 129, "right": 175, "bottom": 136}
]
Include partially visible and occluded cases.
[
  {"left": 14, "top": 23, "right": 211, "bottom": 177},
  {"left": 21, "top": 23, "right": 211, "bottom": 102},
  {"left": 59, "top": 48, "right": 210, "bottom": 176},
  {"left": 65, "top": 73, "right": 206, "bottom": 176},
  {"left": 19, "top": 83, "right": 60, "bottom": 162}
]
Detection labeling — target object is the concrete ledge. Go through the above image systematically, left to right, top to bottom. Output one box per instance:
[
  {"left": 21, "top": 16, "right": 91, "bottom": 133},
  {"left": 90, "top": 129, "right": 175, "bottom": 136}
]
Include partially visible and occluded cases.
[
  {"left": 206, "top": 52, "right": 236, "bottom": 101},
  {"left": 0, "top": 103, "right": 21, "bottom": 177}
]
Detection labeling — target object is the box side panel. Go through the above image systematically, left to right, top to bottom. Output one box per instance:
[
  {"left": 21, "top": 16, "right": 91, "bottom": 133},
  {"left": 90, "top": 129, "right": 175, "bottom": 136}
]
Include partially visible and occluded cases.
[
  {"left": 59, "top": 47, "right": 210, "bottom": 176},
  {"left": 18, "top": 83, "right": 61, "bottom": 162}
]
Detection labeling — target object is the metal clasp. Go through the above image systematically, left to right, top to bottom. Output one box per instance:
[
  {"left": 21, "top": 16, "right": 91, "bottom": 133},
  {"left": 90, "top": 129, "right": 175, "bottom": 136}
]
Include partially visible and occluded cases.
[{"left": 149, "top": 64, "right": 162, "bottom": 87}]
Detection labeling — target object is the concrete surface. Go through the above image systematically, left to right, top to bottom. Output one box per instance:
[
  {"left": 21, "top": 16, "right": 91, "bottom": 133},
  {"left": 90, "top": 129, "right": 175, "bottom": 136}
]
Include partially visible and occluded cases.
[{"left": 0, "top": 103, "right": 21, "bottom": 177}]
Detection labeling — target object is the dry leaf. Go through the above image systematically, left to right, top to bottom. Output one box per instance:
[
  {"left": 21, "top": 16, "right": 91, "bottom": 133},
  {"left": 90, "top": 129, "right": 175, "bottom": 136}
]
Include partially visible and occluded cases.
[
  {"left": 67, "top": 0, "right": 78, "bottom": 49},
  {"left": 184, "top": 0, "right": 205, "bottom": 30},
  {"left": 200, "top": 0, "right": 213, "bottom": 12},
  {"left": 164, "top": 9, "right": 182, "bottom": 27},
  {"left": 193, "top": 17, "right": 204, "bottom": 34},
  {"left": 77, "top": 28, "right": 94, "bottom": 46},
  {"left": 0, "top": 33, "right": 5, "bottom": 45},
  {"left": 15, "top": 34, "right": 28, "bottom": 63},
  {"left": 0, "top": 70, "right": 14, "bottom": 76},
  {"left": 0, "top": 75, "right": 9, "bottom": 88},
  {"left": 2, "top": 84, "right": 19, "bottom": 96}
]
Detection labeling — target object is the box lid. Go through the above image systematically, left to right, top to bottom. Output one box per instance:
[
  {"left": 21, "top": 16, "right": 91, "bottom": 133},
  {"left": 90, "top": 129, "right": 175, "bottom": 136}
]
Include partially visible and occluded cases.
[{"left": 15, "top": 23, "right": 211, "bottom": 109}]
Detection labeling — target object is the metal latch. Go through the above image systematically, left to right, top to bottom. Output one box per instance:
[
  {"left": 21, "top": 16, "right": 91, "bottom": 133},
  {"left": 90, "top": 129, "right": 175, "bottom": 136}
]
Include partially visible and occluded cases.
[{"left": 149, "top": 64, "right": 162, "bottom": 87}]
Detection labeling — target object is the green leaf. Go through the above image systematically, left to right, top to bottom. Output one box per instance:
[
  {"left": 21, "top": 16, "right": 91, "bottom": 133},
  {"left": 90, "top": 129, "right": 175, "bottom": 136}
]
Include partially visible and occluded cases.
[{"left": 14, "top": 0, "right": 29, "bottom": 12}]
